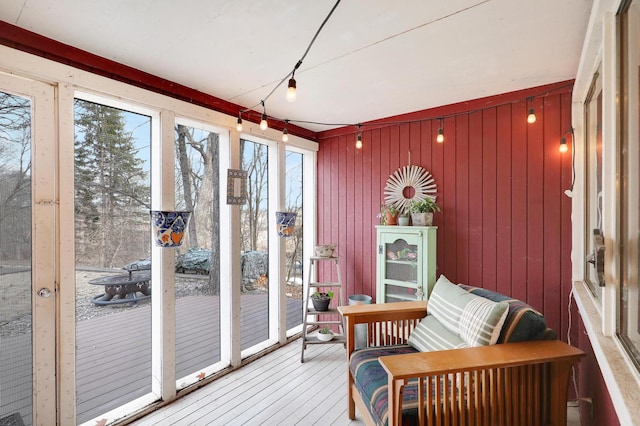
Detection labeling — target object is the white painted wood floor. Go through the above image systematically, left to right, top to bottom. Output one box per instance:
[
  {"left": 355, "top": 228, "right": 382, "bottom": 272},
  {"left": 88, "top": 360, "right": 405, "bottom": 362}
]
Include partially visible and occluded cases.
[
  {"left": 130, "top": 339, "right": 581, "bottom": 426},
  {"left": 130, "top": 340, "right": 365, "bottom": 426}
]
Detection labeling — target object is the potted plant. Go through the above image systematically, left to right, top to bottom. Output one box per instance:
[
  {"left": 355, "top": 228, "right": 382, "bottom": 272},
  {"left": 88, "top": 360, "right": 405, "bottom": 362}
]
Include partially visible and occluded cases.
[
  {"left": 408, "top": 198, "right": 440, "bottom": 226},
  {"left": 378, "top": 203, "right": 399, "bottom": 225},
  {"left": 397, "top": 211, "right": 410, "bottom": 226},
  {"left": 311, "top": 290, "right": 333, "bottom": 311},
  {"left": 317, "top": 325, "right": 334, "bottom": 341}
]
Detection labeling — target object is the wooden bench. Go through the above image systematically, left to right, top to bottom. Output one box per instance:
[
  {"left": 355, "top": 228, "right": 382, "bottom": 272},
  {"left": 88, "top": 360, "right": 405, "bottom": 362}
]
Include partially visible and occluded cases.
[{"left": 339, "top": 298, "right": 584, "bottom": 426}]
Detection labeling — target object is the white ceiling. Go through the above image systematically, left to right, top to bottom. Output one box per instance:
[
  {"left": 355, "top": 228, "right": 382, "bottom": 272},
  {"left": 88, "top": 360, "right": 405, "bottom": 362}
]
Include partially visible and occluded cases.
[{"left": 0, "top": 0, "right": 593, "bottom": 132}]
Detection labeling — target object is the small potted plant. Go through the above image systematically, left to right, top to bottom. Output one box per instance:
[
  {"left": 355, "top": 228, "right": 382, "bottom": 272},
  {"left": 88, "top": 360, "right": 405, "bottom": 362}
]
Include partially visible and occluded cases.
[
  {"left": 408, "top": 198, "right": 440, "bottom": 226},
  {"left": 378, "top": 203, "right": 399, "bottom": 226},
  {"left": 397, "top": 210, "right": 410, "bottom": 226},
  {"left": 311, "top": 290, "right": 333, "bottom": 311},
  {"left": 317, "top": 325, "right": 334, "bottom": 341}
]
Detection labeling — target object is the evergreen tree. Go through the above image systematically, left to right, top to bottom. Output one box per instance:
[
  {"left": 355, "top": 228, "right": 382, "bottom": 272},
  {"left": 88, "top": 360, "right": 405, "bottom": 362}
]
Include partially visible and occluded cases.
[{"left": 74, "top": 99, "right": 149, "bottom": 267}]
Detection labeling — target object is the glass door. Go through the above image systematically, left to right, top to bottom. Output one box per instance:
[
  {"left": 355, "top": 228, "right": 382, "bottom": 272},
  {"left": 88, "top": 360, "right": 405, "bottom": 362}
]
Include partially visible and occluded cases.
[
  {"left": 0, "top": 73, "right": 56, "bottom": 425},
  {"left": 73, "top": 97, "right": 152, "bottom": 423},
  {"left": 239, "top": 138, "right": 271, "bottom": 352},
  {"left": 284, "top": 150, "right": 304, "bottom": 332},
  {"left": 378, "top": 232, "right": 424, "bottom": 302}
]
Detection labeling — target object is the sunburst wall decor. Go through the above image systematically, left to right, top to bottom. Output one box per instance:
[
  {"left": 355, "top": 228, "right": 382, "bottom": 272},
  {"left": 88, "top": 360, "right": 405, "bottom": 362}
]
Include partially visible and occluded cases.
[{"left": 384, "top": 165, "right": 437, "bottom": 213}]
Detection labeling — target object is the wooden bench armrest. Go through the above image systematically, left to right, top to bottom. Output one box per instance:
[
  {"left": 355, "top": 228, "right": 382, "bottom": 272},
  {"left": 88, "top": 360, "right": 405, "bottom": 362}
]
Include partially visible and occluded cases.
[
  {"left": 338, "top": 300, "right": 427, "bottom": 323},
  {"left": 338, "top": 301, "right": 428, "bottom": 355},
  {"left": 379, "top": 340, "right": 585, "bottom": 426}
]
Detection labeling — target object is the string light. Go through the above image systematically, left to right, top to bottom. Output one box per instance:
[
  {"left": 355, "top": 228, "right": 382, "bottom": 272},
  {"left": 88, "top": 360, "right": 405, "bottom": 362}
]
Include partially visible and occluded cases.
[
  {"left": 235, "top": 0, "right": 568, "bottom": 153},
  {"left": 241, "top": 1, "right": 341, "bottom": 118},
  {"left": 239, "top": 67, "right": 570, "bottom": 151},
  {"left": 287, "top": 76, "right": 297, "bottom": 102},
  {"left": 527, "top": 97, "right": 537, "bottom": 124},
  {"left": 259, "top": 101, "right": 268, "bottom": 130},
  {"left": 527, "top": 108, "right": 537, "bottom": 123},
  {"left": 436, "top": 118, "right": 444, "bottom": 143},
  {"left": 559, "top": 128, "right": 573, "bottom": 153},
  {"left": 559, "top": 137, "right": 568, "bottom": 153}
]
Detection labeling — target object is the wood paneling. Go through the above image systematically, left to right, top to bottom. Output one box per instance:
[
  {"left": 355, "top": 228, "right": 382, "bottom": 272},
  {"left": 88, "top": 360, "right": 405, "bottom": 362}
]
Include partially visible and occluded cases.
[{"left": 316, "top": 81, "right": 574, "bottom": 341}]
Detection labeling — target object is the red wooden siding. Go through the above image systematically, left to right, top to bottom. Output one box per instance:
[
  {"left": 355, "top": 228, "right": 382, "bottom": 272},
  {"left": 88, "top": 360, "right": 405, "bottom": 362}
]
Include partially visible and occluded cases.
[{"left": 316, "top": 81, "right": 574, "bottom": 340}]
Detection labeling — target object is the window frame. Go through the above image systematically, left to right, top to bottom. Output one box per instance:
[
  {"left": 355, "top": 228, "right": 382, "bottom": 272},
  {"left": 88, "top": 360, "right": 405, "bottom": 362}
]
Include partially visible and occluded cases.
[
  {"left": 617, "top": 0, "right": 640, "bottom": 372},
  {"left": 571, "top": 1, "right": 640, "bottom": 424},
  {"left": 0, "top": 44, "right": 319, "bottom": 423}
]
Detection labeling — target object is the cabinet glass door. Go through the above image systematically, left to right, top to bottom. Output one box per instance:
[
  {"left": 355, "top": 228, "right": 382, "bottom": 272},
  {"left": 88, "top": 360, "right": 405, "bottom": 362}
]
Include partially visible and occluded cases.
[{"left": 380, "top": 235, "right": 423, "bottom": 302}]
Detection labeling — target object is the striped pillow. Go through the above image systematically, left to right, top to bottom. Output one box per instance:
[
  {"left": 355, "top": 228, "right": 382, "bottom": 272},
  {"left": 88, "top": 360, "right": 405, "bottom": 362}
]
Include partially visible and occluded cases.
[
  {"left": 427, "top": 275, "right": 475, "bottom": 335},
  {"left": 428, "top": 275, "right": 509, "bottom": 347},
  {"left": 458, "top": 296, "right": 509, "bottom": 346},
  {"left": 408, "top": 315, "right": 468, "bottom": 352}
]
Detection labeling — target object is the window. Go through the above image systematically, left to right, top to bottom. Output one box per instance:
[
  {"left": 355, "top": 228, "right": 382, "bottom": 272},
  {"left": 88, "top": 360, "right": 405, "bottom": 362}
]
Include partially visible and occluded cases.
[
  {"left": 619, "top": 0, "right": 640, "bottom": 371},
  {"left": 585, "top": 68, "right": 604, "bottom": 298},
  {"left": 0, "top": 89, "right": 33, "bottom": 424},
  {"left": 73, "top": 97, "right": 152, "bottom": 423},
  {"left": 173, "top": 121, "right": 224, "bottom": 388},
  {"left": 285, "top": 149, "right": 304, "bottom": 330}
]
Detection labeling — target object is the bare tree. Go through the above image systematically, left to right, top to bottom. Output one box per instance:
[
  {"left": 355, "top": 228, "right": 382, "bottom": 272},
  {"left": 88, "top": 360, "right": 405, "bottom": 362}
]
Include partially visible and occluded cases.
[
  {"left": 0, "top": 92, "right": 32, "bottom": 261},
  {"left": 176, "top": 124, "right": 199, "bottom": 247},
  {"left": 240, "top": 139, "right": 268, "bottom": 251}
]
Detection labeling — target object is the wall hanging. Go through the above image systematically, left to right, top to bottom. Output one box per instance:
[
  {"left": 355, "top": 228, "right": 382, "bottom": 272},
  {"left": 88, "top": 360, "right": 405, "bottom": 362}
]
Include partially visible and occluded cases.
[
  {"left": 383, "top": 164, "right": 437, "bottom": 214},
  {"left": 226, "top": 169, "right": 247, "bottom": 205}
]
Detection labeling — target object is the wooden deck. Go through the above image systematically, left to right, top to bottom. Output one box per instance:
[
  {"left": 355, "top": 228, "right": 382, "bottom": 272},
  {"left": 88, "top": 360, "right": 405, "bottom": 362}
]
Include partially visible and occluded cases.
[{"left": 1, "top": 294, "right": 304, "bottom": 425}]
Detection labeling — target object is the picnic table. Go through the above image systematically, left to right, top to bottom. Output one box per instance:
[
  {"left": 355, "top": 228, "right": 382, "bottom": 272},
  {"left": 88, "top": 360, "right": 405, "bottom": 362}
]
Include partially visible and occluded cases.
[{"left": 89, "top": 267, "right": 151, "bottom": 306}]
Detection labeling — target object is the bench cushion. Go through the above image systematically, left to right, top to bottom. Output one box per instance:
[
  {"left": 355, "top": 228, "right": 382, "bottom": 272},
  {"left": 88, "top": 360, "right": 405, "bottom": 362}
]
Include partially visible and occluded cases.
[
  {"left": 458, "top": 284, "right": 548, "bottom": 343},
  {"left": 350, "top": 345, "right": 419, "bottom": 426}
]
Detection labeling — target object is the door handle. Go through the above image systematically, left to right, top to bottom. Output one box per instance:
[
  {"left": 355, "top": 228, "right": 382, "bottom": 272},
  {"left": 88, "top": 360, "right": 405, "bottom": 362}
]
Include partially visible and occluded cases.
[{"left": 38, "top": 288, "right": 52, "bottom": 298}]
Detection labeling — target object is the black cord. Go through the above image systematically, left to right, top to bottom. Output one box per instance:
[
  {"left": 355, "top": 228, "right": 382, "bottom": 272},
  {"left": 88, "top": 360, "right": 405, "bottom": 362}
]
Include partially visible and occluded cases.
[
  {"left": 243, "top": 0, "right": 342, "bottom": 113},
  {"left": 570, "top": 127, "right": 576, "bottom": 190}
]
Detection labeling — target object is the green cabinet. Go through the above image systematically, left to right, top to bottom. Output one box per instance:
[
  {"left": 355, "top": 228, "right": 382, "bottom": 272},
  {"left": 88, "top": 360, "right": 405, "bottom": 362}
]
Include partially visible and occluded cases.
[{"left": 376, "top": 226, "right": 437, "bottom": 303}]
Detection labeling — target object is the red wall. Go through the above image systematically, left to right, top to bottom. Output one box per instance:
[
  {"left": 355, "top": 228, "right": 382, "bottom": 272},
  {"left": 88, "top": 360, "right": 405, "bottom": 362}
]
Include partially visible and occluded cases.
[{"left": 316, "top": 81, "right": 574, "bottom": 340}]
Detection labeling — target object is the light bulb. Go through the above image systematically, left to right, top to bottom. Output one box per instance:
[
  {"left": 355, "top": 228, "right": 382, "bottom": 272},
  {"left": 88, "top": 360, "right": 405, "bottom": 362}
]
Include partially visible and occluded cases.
[
  {"left": 286, "top": 78, "right": 297, "bottom": 102},
  {"left": 527, "top": 108, "right": 536, "bottom": 124},
  {"left": 260, "top": 113, "right": 268, "bottom": 130},
  {"left": 236, "top": 117, "right": 243, "bottom": 132},
  {"left": 436, "top": 128, "right": 444, "bottom": 143},
  {"left": 282, "top": 129, "right": 289, "bottom": 142},
  {"left": 356, "top": 133, "right": 362, "bottom": 149},
  {"left": 559, "top": 137, "right": 568, "bottom": 153}
]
